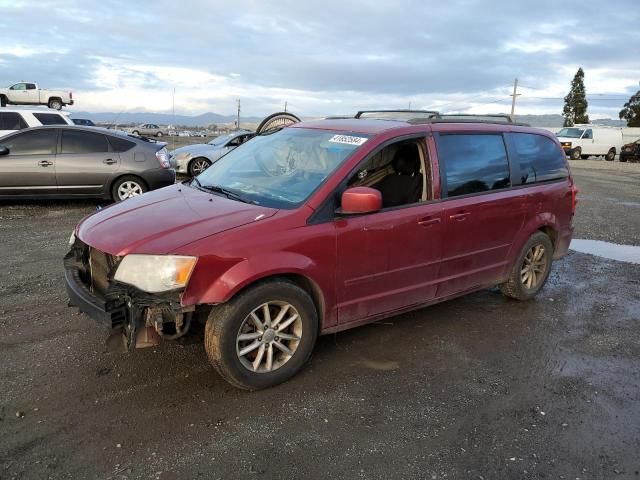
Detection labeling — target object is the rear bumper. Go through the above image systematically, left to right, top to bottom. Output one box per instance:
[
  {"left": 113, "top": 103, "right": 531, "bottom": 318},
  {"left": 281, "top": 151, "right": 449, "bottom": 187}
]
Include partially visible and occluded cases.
[{"left": 143, "top": 168, "right": 176, "bottom": 190}]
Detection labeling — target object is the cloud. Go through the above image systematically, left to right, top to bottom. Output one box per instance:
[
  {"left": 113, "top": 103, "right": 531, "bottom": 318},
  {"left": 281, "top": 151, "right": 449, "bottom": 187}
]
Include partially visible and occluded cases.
[{"left": 0, "top": 0, "right": 638, "bottom": 118}]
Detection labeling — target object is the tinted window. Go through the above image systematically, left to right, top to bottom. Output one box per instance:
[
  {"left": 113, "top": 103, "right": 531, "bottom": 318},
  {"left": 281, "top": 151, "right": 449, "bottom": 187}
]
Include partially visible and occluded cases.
[
  {"left": 26, "top": 83, "right": 37, "bottom": 90},
  {"left": 0, "top": 112, "right": 28, "bottom": 130},
  {"left": 34, "top": 113, "right": 68, "bottom": 126},
  {"left": 1, "top": 130, "right": 57, "bottom": 155},
  {"left": 61, "top": 130, "right": 109, "bottom": 154},
  {"left": 511, "top": 133, "right": 568, "bottom": 184},
  {"left": 438, "top": 134, "right": 510, "bottom": 197},
  {"left": 108, "top": 135, "right": 136, "bottom": 152}
]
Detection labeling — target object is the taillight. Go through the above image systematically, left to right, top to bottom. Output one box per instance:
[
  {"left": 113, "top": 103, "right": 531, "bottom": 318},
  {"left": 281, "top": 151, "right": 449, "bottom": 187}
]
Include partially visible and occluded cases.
[
  {"left": 155, "top": 147, "right": 170, "bottom": 168},
  {"left": 570, "top": 184, "right": 578, "bottom": 214}
]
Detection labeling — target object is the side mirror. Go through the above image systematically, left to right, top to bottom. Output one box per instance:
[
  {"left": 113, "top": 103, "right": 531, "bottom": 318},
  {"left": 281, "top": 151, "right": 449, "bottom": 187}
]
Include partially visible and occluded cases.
[
  {"left": 0, "top": 146, "right": 9, "bottom": 156},
  {"left": 340, "top": 187, "right": 382, "bottom": 215}
]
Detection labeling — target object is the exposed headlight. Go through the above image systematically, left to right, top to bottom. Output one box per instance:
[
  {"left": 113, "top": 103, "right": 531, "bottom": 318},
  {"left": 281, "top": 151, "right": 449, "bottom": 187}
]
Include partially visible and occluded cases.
[
  {"left": 175, "top": 152, "right": 192, "bottom": 161},
  {"left": 69, "top": 231, "right": 76, "bottom": 246},
  {"left": 114, "top": 255, "right": 197, "bottom": 293}
]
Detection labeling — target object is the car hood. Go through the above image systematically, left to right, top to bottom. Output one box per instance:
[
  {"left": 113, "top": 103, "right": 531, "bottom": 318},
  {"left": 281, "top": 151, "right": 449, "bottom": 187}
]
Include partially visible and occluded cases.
[
  {"left": 172, "top": 144, "right": 218, "bottom": 155},
  {"left": 77, "top": 184, "right": 278, "bottom": 256}
]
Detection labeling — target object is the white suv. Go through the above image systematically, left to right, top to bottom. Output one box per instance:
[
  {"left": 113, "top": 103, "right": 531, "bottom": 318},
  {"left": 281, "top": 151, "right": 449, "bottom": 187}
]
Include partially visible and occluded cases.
[{"left": 0, "top": 108, "right": 74, "bottom": 138}]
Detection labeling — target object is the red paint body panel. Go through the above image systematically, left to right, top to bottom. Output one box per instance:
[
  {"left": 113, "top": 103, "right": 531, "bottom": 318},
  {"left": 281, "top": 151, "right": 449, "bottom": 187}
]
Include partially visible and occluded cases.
[{"left": 74, "top": 119, "right": 575, "bottom": 335}]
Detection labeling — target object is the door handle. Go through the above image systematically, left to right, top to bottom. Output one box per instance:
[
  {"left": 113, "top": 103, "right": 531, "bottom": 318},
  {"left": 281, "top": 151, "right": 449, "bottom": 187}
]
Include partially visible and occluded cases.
[
  {"left": 103, "top": 158, "right": 117, "bottom": 165},
  {"left": 38, "top": 160, "right": 53, "bottom": 167},
  {"left": 449, "top": 212, "right": 470, "bottom": 221},
  {"left": 418, "top": 217, "right": 441, "bottom": 227}
]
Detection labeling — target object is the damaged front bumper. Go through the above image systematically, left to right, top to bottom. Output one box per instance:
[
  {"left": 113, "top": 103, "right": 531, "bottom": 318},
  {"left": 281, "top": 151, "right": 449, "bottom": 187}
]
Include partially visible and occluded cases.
[{"left": 64, "top": 241, "right": 193, "bottom": 350}]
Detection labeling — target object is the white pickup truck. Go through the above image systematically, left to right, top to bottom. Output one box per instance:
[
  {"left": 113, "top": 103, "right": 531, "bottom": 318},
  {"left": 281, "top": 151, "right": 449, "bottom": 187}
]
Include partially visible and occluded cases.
[{"left": 0, "top": 82, "right": 74, "bottom": 110}]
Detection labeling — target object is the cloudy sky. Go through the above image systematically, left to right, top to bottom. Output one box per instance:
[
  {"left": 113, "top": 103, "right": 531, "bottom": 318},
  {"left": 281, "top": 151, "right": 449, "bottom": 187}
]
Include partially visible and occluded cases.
[{"left": 1, "top": 0, "right": 638, "bottom": 118}]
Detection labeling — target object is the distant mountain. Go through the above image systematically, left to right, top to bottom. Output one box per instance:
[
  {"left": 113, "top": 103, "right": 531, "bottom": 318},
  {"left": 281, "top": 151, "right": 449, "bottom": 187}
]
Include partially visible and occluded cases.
[
  {"left": 68, "top": 111, "right": 264, "bottom": 127},
  {"left": 514, "top": 114, "right": 626, "bottom": 128}
]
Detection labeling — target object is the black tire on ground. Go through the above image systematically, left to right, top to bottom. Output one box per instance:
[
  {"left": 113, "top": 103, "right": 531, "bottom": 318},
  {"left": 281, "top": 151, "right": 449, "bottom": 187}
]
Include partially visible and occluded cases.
[
  {"left": 0, "top": 96, "right": 6, "bottom": 107},
  {"left": 48, "top": 98, "right": 62, "bottom": 110},
  {"left": 156, "top": 132, "right": 163, "bottom": 137},
  {"left": 570, "top": 148, "right": 581, "bottom": 160},
  {"left": 605, "top": 148, "right": 616, "bottom": 161},
  {"left": 580, "top": 155, "right": 589, "bottom": 160},
  {"left": 619, "top": 156, "right": 627, "bottom": 162},
  {"left": 188, "top": 157, "right": 211, "bottom": 177},
  {"left": 110, "top": 175, "right": 148, "bottom": 202},
  {"left": 500, "top": 231, "right": 553, "bottom": 301},
  {"left": 204, "top": 279, "right": 318, "bottom": 390}
]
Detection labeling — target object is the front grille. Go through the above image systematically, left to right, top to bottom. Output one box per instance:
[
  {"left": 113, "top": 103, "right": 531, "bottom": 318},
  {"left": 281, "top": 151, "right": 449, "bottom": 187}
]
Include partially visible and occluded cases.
[{"left": 88, "top": 247, "right": 117, "bottom": 296}]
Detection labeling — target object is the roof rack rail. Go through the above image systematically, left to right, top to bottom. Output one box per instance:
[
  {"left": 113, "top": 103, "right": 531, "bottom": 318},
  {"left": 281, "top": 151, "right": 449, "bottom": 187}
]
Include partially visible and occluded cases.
[
  {"left": 355, "top": 109, "right": 440, "bottom": 120},
  {"left": 407, "top": 113, "right": 530, "bottom": 127},
  {"left": 440, "top": 114, "right": 515, "bottom": 123}
]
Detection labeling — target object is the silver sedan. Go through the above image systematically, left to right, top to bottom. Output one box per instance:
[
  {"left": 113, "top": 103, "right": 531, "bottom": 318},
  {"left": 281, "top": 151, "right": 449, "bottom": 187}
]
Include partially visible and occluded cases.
[{"left": 170, "top": 130, "right": 255, "bottom": 176}]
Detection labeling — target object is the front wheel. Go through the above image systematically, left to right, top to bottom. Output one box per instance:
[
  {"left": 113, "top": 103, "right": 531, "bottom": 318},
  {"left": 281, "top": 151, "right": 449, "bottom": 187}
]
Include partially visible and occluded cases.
[
  {"left": 0, "top": 96, "right": 6, "bottom": 107},
  {"left": 156, "top": 132, "right": 163, "bottom": 137},
  {"left": 570, "top": 148, "right": 581, "bottom": 160},
  {"left": 605, "top": 148, "right": 616, "bottom": 161},
  {"left": 188, "top": 157, "right": 211, "bottom": 177},
  {"left": 501, "top": 232, "right": 553, "bottom": 301},
  {"left": 204, "top": 280, "right": 318, "bottom": 390}
]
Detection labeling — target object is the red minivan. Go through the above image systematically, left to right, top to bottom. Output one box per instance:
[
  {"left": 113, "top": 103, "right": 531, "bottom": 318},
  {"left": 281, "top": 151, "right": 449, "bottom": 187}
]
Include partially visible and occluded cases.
[{"left": 64, "top": 112, "right": 576, "bottom": 390}]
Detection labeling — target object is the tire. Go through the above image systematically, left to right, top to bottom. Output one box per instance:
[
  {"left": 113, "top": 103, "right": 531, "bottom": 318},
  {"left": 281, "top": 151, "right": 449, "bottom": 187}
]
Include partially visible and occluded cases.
[
  {"left": 0, "top": 96, "right": 6, "bottom": 107},
  {"left": 48, "top": 98, "right": 62, "bottom": 110},
  {"left": 256, "top": 111, "right": 301, "bottom": 134},
  {"left": 132, "top": 130, "right": 140, "bottom": 136},
  {"left": 156, "top": 132, "right": 163, "bottom": 137},
  {"left": 570, "top": 148, "right": 581, "bottom": 160},
  {"left": 605, "top": 148, "right": 616, "bottom": 161},
  {"left": 580, "top": 155, "right": 589, "bottom": 160},
  {"left": 619, "top": 156, "right": 627, "bottom": 163},
  {"left": 188, "top": 157, "right": 211, "bottom": 177},
  {"left": 111, "top": 175, "right": 148, "bottom": 202},
  {"left": 500, "top": 232, "right": 553, "bottom": 301},
  {"left": 204, "top": 279, "right": 318, "bottom": 390}
]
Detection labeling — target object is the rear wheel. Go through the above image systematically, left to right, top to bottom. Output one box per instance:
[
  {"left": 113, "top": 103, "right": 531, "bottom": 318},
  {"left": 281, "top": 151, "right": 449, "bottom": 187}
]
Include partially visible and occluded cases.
[
  {"left": 0, "top": 96, "right": 6, "bottom": 107},
  {"left": 48, "top": 98, "right": 62, "bottom": 110},
  {"left": 132, "top": 130, "right": 140, "bottom": 136},
  {"left": 156, "top": 132, "right": 163, "bottom": 137},
  {"left": 570, "top": 148, "right": 581, "bottom": 160},
  {"left": 605, "top": 148, "right": 616, "bottom": 161},
  {"left": 188, "top": 157, "right": 211, "bottom": 177},
  {"left": 111, "top": 175, "right": 147, "bottom": 202},
  {"left": 500, "top": 232, "right": 553, "bottom": 301},
  {"left": 204, "top": 280, "right": 318, "bottom": 390}
]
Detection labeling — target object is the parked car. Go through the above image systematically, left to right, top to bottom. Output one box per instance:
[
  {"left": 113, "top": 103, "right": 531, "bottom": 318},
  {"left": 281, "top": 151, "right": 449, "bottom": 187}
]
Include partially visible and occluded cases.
[
  {"left": 0, "top": 82, "right": 74, "bottom": 110},
  {"left": 0, "top": 108, "right": 74, "bottom": 138},
  {"left": 64, "top": 112, "right": 576, "bottom": 390},
  {"left": 72, "top": 118, "right": 96, "bottom": 127},
  {"left": 130, "top": 124, "right": 166, "bottom": 137},
  {"left": 556, "top": 125, "right": 623, "bottom": 161},
  {"left": 0, "top": 126, "right": 174, "bottom": 201},
  {"left": 170, "top": 130, "right": 255, "bottom": 176},
  {"left": 619, "top": 139, "right": 640, "bottom": 163}
]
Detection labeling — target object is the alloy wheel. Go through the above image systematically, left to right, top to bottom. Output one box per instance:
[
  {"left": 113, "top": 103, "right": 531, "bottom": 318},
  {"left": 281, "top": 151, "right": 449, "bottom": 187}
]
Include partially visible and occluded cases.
[
  {"left": 191, "top": 159, "right": 210, "bottom": 176},
  {"left": 117, "top": 181, "right": 143, "bottom": 200},
  {"left": 521, "top": 244, "right": 547, "bottom": 289},
  {"left": 236, "top": 301, "right": 302, "bottom": 373}
]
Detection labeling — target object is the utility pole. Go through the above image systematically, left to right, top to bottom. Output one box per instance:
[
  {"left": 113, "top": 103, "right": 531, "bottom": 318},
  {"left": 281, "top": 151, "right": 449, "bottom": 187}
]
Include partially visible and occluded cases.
[
  {"left": 510, "top": 78, "right": 520, "bottom": 117},
  {"left": 172, "top": 87, "right": 176, "bottom": 150},
  {"left": 236, "top": 99, "right": 241, "bottom": 130},
  {"left": 284, "top": 100, "right": 287, "bottom": 112}
]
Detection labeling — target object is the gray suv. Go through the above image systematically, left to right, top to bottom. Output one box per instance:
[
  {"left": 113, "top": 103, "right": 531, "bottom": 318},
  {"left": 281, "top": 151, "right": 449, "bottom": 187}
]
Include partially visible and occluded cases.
[{"left": 0, "top": 126, "right": 175, "bottom": 202}]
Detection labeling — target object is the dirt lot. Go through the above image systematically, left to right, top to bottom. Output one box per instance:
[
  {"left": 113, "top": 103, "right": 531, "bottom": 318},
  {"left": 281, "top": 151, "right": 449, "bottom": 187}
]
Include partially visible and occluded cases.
[{"left": 1, "top": 160, "right": 639, "bottom": 479}]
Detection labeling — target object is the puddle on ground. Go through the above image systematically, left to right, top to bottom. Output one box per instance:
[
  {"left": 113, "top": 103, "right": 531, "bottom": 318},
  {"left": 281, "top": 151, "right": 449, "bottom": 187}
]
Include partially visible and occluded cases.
[{"left": 570, "top": 239, "right": 640, "bottom": 264}]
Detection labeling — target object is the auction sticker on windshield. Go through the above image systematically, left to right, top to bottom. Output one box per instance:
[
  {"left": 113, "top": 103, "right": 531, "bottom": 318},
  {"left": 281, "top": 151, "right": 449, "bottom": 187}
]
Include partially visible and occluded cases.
[{"left": 329, "top": 135, "right": 368, "bottom": 146}]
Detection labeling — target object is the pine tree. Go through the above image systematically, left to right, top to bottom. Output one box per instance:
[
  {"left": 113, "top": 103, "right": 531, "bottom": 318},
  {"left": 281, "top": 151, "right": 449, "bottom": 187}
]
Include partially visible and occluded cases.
[
  {"left": 562, "top": 68, "right": 589, "bottom": 127},
  {"left": 619, "top": 88, "right": 640, "bottom": 127}
]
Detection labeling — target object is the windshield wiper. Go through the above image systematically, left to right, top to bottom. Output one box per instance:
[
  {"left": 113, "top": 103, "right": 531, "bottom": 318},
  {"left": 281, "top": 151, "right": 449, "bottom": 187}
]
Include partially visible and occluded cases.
[
  {"left": 191, "top": 177, "right": 202, "bottom": 188},
  {"left": 199, "top": 184, "right": 257, "bottom": 204}
]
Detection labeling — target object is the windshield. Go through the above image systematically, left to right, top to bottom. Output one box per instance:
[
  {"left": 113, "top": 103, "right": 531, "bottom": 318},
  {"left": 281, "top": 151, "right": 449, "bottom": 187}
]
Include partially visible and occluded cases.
[
  {"left": 195, "top": 128, "right": 368, "bottom": 208},
  {"left": 556, "top": 128, "right": 584, "bottom": 138},
  {"left": 208, "top": 133, "right": 237, "bottom": 146}
]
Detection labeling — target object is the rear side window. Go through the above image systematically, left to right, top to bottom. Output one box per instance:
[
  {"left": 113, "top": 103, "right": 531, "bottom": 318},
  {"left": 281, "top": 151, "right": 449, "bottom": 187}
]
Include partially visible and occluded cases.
[
  {"left": 0, "top": 112, "right": 28, "bottom": 130},
  {"left": 33, "top": 113, "right": 68, "bottom": 126},
  {"left": 1, "top": 130, "right": 58, "bottom": 155},
  {"left": 61, "top": 130, "right": 109, "bottom": 154},
  {"left": 510, "top": 133, "right": 568, "bottom": 185},
  {"left": 437, "top": 134, "right": 510, "bottom": 198},
  {"left": 108, "top": 135, "right": 136, "bottom": 152}
]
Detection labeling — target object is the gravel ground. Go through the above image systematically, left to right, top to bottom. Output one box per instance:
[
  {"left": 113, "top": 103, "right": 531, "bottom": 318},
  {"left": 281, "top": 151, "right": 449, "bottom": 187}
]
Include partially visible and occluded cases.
[{"left": 0, "top": 162, "right": 639, "bottom": 479}]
